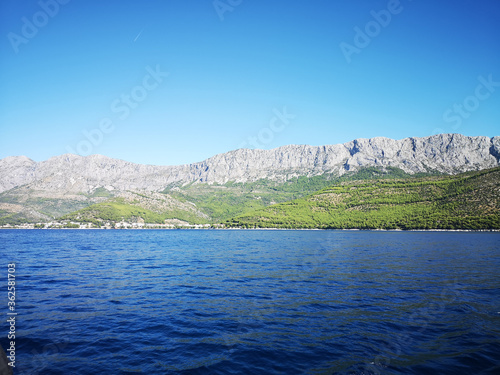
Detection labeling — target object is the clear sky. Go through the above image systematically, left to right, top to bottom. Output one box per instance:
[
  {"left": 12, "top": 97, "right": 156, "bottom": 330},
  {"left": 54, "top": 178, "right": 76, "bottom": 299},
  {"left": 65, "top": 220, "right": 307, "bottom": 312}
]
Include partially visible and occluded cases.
[{"left": 1, "top": 0, "right": 499, "bottom": 166}]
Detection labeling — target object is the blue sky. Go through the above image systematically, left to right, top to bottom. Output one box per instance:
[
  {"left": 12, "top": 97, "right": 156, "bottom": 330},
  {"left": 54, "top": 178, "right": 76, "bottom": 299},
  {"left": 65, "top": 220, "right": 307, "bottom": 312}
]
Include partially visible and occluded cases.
[{"left": 1, "top": 0, "right": 499, "bottom": 166}]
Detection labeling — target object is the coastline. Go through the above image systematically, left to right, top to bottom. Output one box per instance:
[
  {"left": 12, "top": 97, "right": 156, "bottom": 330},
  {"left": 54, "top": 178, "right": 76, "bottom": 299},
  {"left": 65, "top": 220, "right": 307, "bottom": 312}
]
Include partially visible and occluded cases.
[{"left": 1, "top": 227, "right": 499, "bottom": 232}]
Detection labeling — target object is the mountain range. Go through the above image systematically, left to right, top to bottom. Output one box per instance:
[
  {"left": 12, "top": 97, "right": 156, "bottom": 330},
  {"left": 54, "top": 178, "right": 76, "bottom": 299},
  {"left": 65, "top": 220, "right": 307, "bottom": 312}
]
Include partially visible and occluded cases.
[{"left": 1, "top": 133, "right": 499, "bottom": 226}]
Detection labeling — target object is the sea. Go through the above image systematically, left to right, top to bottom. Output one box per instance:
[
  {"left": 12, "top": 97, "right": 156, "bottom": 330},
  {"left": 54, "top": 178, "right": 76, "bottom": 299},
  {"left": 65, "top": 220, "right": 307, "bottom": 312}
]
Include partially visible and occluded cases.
[{"left": 0, "top": 229, "right": 499, "bottom": 374}]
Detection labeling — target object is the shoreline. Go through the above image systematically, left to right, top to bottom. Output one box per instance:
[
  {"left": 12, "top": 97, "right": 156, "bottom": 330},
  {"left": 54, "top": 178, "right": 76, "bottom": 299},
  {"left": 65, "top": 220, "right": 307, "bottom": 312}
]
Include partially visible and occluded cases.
[{"left": 1, "top": 227, "right": 499, "bottom": 232}]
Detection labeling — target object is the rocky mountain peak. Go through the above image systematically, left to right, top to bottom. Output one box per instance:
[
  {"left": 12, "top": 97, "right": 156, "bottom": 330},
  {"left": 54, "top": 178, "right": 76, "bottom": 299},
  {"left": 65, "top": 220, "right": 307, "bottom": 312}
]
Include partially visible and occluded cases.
[{"left": 1, "top": 134, "right": 499, "bottom": 195}]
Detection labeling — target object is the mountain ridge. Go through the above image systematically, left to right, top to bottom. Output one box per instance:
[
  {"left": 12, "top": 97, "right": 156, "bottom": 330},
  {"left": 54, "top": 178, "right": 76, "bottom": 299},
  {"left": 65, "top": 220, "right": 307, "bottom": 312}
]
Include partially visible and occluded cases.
[{"left": 1, "top": 133, "right": 499, "bottom": 195}]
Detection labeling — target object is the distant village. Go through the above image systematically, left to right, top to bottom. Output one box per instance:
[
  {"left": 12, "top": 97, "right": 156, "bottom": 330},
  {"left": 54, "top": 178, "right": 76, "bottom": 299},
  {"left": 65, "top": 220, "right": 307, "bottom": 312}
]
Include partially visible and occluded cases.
[{"left": 1, "top": 219, "right": 223, "bottom": 230}]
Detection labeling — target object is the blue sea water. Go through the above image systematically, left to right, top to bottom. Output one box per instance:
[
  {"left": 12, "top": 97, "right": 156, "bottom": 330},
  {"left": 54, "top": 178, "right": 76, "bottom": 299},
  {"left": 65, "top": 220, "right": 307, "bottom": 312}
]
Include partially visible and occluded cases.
[{"left": 0, "top": 229, "right": 499, "bottom": 374}]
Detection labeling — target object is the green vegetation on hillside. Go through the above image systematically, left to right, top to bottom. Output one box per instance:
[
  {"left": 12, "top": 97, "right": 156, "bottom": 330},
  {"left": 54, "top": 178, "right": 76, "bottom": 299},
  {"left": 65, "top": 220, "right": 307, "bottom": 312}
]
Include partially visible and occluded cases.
[
  {"left": 6, "top": 165, "right": 490, "bottom": 229},
  {"left": 167, "top": 166, "right": 435, "bottom": 222},
  {"left": 55, "top": 167, "right": 428, "bottom": 225},
  {"left": 225, "top": 167, "right": 500, "bottom": 230},
  {"left": 0, "top": 186, "right": 108, "bottom": 225},
  {"left": 59, "top": 197, "right": 207, "bottom": 225},
  {"left": 60, "top": 198, "right": 163, "bottom": 223},
  {"left": 0, "top": 210, "right": 32, "bottom": 226}
]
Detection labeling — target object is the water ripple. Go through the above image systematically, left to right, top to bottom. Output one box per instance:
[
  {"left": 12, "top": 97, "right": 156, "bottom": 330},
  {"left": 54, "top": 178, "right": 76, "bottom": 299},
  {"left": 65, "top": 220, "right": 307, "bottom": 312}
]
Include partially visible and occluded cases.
[{"left": 0, "top": 229, "right": 498, "bottom": 374}]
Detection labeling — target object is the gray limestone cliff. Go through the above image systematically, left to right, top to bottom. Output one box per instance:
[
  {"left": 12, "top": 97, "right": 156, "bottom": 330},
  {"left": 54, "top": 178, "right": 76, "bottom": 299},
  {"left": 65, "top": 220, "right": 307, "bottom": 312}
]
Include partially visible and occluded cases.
[{"left": 1, "top": 134, "right": 499, "bottom": 194}]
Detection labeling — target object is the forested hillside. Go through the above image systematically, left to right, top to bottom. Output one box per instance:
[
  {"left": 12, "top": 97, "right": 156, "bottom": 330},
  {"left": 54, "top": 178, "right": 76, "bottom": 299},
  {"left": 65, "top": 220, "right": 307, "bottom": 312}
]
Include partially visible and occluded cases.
[{"left": 225, "top": 167, "right": 500, "bottom": 230}]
